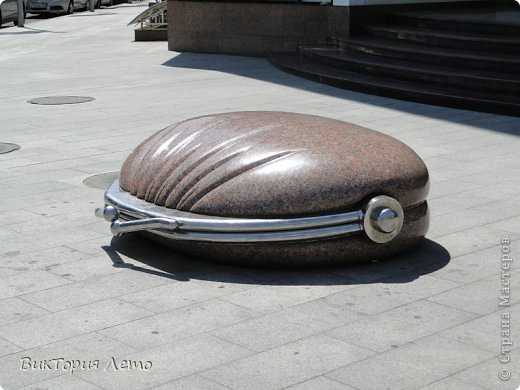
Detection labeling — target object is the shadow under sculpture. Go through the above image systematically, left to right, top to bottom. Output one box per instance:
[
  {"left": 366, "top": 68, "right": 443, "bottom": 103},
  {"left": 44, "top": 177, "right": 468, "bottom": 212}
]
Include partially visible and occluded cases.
[{"left": 96, "top": 111, "right": 429, "bottom": 267}]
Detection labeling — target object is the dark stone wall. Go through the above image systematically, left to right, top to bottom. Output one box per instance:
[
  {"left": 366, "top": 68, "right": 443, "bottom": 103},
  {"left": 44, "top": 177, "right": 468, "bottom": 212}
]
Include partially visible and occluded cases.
[{"left": 167, "top": 1, "right": 350, "bottom": 56}]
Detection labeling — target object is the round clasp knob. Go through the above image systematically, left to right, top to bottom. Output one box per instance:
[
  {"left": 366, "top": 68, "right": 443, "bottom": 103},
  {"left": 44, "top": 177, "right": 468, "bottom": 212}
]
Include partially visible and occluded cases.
[{"left": 363, "top": 196, "right": 404, "bottom": 243}]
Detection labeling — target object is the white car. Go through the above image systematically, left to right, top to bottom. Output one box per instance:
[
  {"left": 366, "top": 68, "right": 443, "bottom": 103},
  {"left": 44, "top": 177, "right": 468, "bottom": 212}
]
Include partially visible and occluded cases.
[
  {"left": 0, "top": 0, "right": 26, "bottom": 26},
  {"left": 26, "top": 0, "right": 89, "bottom": 14},
  {"left": 95, "top": 0, "right": 111, "bottom": 7}
]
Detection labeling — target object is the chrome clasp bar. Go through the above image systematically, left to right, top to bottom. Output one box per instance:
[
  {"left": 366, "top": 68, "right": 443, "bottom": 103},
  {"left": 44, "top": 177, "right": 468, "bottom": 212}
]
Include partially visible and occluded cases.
[{"left": 96, "top": 181, "right": 404, "bottom": 244}]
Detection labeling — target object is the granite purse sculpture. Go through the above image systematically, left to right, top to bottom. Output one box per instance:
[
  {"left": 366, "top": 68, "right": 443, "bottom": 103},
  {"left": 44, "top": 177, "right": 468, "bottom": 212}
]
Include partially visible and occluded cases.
[{"left": 96, "top": 111, "right": 429, "bottom": 266}]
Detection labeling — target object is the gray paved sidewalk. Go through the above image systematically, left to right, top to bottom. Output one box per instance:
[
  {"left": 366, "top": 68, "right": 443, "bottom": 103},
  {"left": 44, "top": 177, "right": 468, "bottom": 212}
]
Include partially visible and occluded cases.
[{"left": 0, "top": 5, "right": 519, "bottom": 390}]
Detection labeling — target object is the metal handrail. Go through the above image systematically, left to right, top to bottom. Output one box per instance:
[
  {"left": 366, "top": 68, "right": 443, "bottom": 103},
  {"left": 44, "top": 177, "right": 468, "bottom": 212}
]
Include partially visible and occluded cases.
[{"left": 128, "top": 1, "right": 167, "bottom": 30}]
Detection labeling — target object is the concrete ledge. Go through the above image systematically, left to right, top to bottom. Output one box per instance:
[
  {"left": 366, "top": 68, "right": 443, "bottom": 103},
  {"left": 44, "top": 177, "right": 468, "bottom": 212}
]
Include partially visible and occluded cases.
[
  {"left": 168, "top": 1, "right": 350, "bottom": 56},
  {"left": 135, "top": 29, "right": 168, "bottom": 41}
]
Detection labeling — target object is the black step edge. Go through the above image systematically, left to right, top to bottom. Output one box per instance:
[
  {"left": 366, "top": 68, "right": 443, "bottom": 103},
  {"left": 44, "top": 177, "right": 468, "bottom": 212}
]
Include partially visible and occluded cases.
[{"left": 268, "top": 52, "right": 520, "bottom": 117}]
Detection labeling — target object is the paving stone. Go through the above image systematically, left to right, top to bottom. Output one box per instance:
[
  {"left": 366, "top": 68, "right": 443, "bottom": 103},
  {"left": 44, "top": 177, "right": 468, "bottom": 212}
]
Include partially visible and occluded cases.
[
  {"left": 25, "top": 147, "right": 107, "bottom": 164},
  {"left": 6, "top": 157, "right": 105, "bottom": 176},
  {"left": 0, "top": 158, "right": 37, "bottom": 170},
  {"left": 0, "top": 172, "right": 83, "bottom": 192},
  {"left": 427, "top": 178, "right": 484, "bottom": 200},
  {"left": 469, "top": 181, "right": 520, "bottom": 201},
  {"left": 427, "top": 193, "right": 495, "bottom": 217},
  {"left": 474, "top": 199, "right": 520, "bottom": 218},
  {"left": 19, "top": 201, "right": 97, "bottom": 219},
  {"left": 427, "top": 208, "right": 499, "bottom": 237},
  {"left": 0, "top": 209, "right": 41, "bottom": 227},
  {"left": 6, "top": 213, "right": 96, "bottom": 236},
  {"left": 486, "top": 216, "right": 520, "bottom": 235},
  {"left": 432, "top": 225, "right": 514, "bottom": 258},
  {"left": 0, "top": 228, "right": 104, "bottom": 256},
  {"left": 64, "top": 237, "right": 124, "bottom": 257},
  {"left": 0, "top": 245, "right": 94, "bottom": 273},
  {"left": 425, "top": 245, "right": 515, "bottom": 284},
  {"left": 44, "top": 255, "right": 126, "bottom": 281},
  {"left": 0, "top": 260, "right": 25, "bottom": 279},
  {"left": 0, "top": 270, "right": 71, "bottom": 300},
  {"left": 21, "top": 270, "right": 171, "bottom": 312},
  {"left": 119, "top": 271, "right": 259, "bottom": 313},
  {"left": 220, "top": 272, "right": 356, "bottom": 314},
  {"left": 428, "top": 273, "right": 519, "bottom": 315},
  {"left": 323, "top": 274, "right": 460, "bottom": 315},
  {"left": 0, "top": 297, "right": 49, "bottom": 327},
  {"left": 212, "top": 298, "right": 364, "bottom": 352},
  {"left": 0, "top": 299, "right": 153, "bottom": 349},
  {"left": 99, "top": 299, "right": 260, "bottom": 351},
  {"left": 326, "top": 300, "right": 476, "bottom": 352},
  {"left": 439, "top": 312, "right": 497, "bottom": 354},
  {"left": 0, "top": 332, "right": 136, "bottom": 389},
  {"left": 77, "top": 334, "right": 252, "bottom": 390},
  {"left": 201, "top": 334, "right": 375, "bottom": 390},
  {"left": 327, "top": 335, "right": 493, "bottom": 390},
  {"left": 0, "top": 337, "right": 22, "bottom": 358},
  {"left": 452, "top": 356, "right": 519, "bottom": 390},
  {"left": 16, "top": 374, "right": 102, "bottom": 390},
  {"left": 150, "top": 374, "right": 230, "bottom": 390},
  {"left": 287, "top": 376, "right": 358, "bottom": 390},
  {"left": 419, "top": 377, "right": 487, "bottom": 390}
]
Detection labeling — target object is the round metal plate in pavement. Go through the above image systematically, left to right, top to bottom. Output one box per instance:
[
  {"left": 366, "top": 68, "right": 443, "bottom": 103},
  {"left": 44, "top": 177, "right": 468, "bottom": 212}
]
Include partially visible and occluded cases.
[
  {"left": 28, "top": 96, "right": 95, "bottom": 105},
  {"left": 0, "top": 143, "right": 21, "bottom": 154},
  {"left": 83, "top": 171, "right": 119, "bottom": 190}
]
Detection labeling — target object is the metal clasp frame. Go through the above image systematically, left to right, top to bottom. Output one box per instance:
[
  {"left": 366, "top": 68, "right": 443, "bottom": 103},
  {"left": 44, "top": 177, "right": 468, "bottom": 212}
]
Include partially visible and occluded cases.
[{"left": 96, "top": 181, "right": 404, "bottom": 244}]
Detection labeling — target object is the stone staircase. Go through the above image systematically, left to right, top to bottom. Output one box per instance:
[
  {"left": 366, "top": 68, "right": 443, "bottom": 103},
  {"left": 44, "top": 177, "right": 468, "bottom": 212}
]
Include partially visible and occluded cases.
[{"left": 269, "top": 7, "right": 520, "bottom": 116}]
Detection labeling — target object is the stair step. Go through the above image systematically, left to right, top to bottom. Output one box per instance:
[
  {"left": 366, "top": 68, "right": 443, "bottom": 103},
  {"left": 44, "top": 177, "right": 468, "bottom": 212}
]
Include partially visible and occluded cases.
[
  {"left": 388, "top": 9, "right": 520, "bottom": 36},
  {"left": 367, "top": 24, "right": 520, "bottom": 54},
  {"left": 329, "top": 36, "right": 520, "bottom": 73},
  {"left": 301, "top": 46, "right": 520, "bottom": 94},
  {"left": 268, "top": 52, "right": 520, "bottom": 117}
]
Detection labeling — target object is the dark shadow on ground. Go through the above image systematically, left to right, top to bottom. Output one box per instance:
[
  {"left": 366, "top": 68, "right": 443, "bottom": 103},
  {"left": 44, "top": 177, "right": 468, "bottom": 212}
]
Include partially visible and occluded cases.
[
  {"left": 107, "top": 4, "right": 147, "bottom": 8},
  {"left": 0, "top": 12, "right": 69, "bottom": 32},
  {"left": 70, "top": 12, "right": 117, "bottom": 16},
  {"left": 26, "top": 13, "right": 59, "bottom": 20},
  {"left": 0, "top": 26, "right": 64, "bottom": 34},
  {"left": 162, "top": 52, "right": 520, "bottom": 136},
  {"left": 105, "top": 235, "right": 450, "bottom": 286}
]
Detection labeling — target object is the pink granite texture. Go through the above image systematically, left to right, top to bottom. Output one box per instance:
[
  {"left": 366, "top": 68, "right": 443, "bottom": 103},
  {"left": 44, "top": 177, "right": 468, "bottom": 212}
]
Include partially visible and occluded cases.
[
  {"left": 119, "top": 111, "right": 429, "bottom": 266},
  {"left": 120, "top": 111, "right": 429, "bottom": 218}
]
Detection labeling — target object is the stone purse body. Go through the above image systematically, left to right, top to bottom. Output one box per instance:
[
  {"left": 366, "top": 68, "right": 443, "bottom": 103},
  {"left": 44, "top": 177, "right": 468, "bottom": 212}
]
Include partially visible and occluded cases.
[{"left": 96, "top": 111, "right": 429, "bottom": 267}]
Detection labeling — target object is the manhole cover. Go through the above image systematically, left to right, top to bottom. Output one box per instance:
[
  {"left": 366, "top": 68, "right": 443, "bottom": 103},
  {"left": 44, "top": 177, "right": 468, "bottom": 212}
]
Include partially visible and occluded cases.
[
  {"left": 28, "top": 96, "right": 95, "bottom": 105},
  {"left": 0, "top": 142, "right": 21, "bottom": 154},
  {"left": 83, "top": 171, "right": 119, "bottom": 190}
]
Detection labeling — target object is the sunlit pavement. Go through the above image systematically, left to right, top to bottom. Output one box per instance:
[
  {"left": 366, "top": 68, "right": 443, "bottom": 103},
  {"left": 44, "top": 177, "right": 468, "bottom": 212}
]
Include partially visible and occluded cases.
[{"left": 0, "top": 4, "right": 519, "bottom": 389}]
